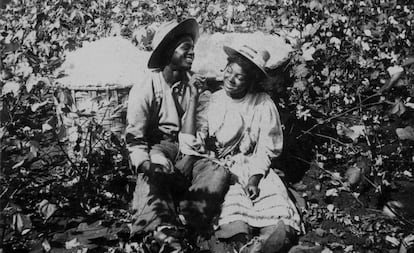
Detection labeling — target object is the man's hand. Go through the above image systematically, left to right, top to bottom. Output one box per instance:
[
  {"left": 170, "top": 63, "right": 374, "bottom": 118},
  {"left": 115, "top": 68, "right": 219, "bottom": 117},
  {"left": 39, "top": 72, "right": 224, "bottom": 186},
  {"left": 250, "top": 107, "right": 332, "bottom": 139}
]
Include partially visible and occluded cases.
[
  {"left": 188, "top": 73, "right": 206, "bottom": 99},
  {"left": 137, "top": 160, "right": 174, "bottom": 175},
  {"left": 137, "top": 160, "right": 151, "bottom": 174}
]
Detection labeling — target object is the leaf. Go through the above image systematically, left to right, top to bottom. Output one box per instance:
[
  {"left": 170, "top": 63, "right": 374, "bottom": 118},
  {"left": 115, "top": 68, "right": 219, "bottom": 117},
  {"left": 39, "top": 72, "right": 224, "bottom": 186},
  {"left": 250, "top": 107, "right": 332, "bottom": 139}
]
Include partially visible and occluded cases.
[
  {"left": 131, "top": 0, "right": 139, "bottom": 8},
  {"left": 309, "top": 0, "right": 323, "bottom": 10},
  {"left": 112, "top": 5, "right": 121, "bottom": 14},
  {"left": 109, "top": 22, "right": 122, "bottom": 36},
  {"left": 13, "top": 29, "right": 24, "bottom": 41},
  {"left": 363, "top": 29, "right": 372, "bottom": 37},
  {"left": 23, "top": 30, "right": 37, "bottom": 46},
  {"left": 329, "top": 37, "right": 341, "bottom": 50},
  {"left": 37, "top": 41, "right": 51, "bottom": 56},
  {"left": 361, "top": 41, "right": 370, "bottom": 51},
  {"left": 302, "top": 46, "right": 316, "bottom": 61},
  {"left": 402, "top": 56, "right": 414, "bottom": 67},
  {"left": 15, "top": 60, "right": 33, "bottom": 78},
  {"left": 293, "top": 63, "right": 309, "bottom": 78},
  {"left": 387, "top": 65, "right": 404, "bottom": 76},
  {"left": 321, "top": 66, "right": 329, "bottom": 76},
  {"left": 380, "top": 69, "right": 404, "bottom": 93},
  {"left": 370, "top": 70, "right": 380, "bottom": 80},
  {"left": 26, "top": 74, "right": 38, "bottom": 93},
  {"left": 293, "top": 80, "right": 306, "bottom": 91},
  {"left": 2, "top": 81, "right": 21, "bottom": 97},
  {"left": 329, "top": 84, "right": 341, "bottom": 94},
  {"left": 54, "top": 87, "right": 76, "bottom": 112},
  {"left": 388, "top": 99, "right": 406, "bottom": 116},
  {"left": 31, "top": 100, "right": 49, "bottom": 112},
  {"left": 42, "top": 116, "right": 57, "bottom": 132},
  {"left": 42, "top": 123, "right": 53, "bottom": 132},
  {"left": 57, "top": 124, "right": 67, "bottom": 142},
  {"left": 348, "top": 125, "right": 366, "bottom": 142},
  {"left": 0, "top": 126, "right": 6, "bottom": 139},
  {"left": 396, "top": 126, "right": 414, "bottom": 141},
  {"left": 30, "top": 140, "right": 40, "bottom": 157},
  {"left": 12, "top": 159, "right": 26, "bottom": 169},
  {"left": 345, "top": 166, "right": 361, "bottom": 185},
  {"left": 326, "top": 188, "right": 339, "bottom": 197},
  {"left": 38, "top": 199, "right": 58, "bottom": 220},
  {"left": 383, "top": 200, "right": 404, "bottom": 219},
  {"left": 326, "top": 204, "right": 335, "bottom": 212},
  {"left": 12, "top": 213, "right": 32, "bottom": 235},
  {"left": 315, "top": 227, "right": 326, "bottom": 237},
  {"left": 385, "top": 235, "right": 400, "bottom": 246},
  {"left": 65, "top": 238, "right": 80, "bottom": 249},
  {"left": 42, "top": 240, "right": 51, "bottom": 252},
  {"left": 321, "top": 248, "right": 333, "bottom": 253}
]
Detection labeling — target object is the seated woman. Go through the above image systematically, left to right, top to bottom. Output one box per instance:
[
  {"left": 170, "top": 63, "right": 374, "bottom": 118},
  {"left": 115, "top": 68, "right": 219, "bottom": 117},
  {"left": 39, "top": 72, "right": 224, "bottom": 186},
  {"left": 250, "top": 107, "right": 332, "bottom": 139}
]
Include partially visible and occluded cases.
[{"left": 179, "top": 43, "right": 304, "bottom": 252}]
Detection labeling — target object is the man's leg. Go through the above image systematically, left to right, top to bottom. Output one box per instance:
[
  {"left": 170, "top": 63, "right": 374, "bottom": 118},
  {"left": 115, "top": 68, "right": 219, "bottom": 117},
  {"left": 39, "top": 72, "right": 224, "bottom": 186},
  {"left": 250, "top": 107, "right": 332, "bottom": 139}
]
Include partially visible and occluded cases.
[
  {"left": 131, "top": 141, "right": 183, "bottom": 236},
  {"left": 178, "top": 158, "right": 231, "bottom": 235},
  {"left": 131, "top": 173, "right": 179, "bottom": 235},
  {"left": 260, "top": 221, "right": 298, "bottom": 253}
]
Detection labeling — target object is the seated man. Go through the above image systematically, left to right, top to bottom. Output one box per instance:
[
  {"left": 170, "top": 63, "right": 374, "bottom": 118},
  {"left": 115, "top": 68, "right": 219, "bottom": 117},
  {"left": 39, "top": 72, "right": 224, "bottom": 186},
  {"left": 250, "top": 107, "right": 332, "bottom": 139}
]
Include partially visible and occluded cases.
[{"left": 126, "top": 18, "right": 230, "bottom": 249}]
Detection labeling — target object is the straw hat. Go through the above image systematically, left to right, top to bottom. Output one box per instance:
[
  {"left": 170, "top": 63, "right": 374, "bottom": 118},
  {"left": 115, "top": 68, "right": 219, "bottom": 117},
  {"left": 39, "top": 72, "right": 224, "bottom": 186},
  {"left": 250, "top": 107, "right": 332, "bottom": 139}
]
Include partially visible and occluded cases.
[
  {"left": 148, "top": 18, "right": 199, "bottom": 68},
  {"left": 223, "top": 44, "right": 270, "bottom": 77}
]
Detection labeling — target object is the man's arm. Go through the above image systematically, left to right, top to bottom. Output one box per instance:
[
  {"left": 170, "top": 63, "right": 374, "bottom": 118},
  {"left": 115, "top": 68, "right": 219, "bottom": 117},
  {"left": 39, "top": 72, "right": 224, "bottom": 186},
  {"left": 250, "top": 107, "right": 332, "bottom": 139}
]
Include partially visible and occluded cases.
[{"left": 125, "top": 75, "right": 154, "bottom": 173}]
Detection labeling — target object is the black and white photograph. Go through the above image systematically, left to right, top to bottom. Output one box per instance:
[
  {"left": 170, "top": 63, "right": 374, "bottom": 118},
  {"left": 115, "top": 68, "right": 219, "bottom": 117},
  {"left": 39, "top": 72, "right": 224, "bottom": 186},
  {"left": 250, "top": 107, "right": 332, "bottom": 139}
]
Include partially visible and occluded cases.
[{"left": 0, "top": 0, "right": 413, "bottom": 252}]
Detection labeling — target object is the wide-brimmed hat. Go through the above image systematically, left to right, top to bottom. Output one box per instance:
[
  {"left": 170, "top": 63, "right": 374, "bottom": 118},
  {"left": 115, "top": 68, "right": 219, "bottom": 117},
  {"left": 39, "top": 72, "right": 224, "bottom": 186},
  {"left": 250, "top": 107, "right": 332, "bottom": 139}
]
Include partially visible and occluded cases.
[
  {"left": 148, "top": 18, "right": 199, "bottom": 68},
  {"left": 223, "top": 44, "right": 270, "bottom": 77}
]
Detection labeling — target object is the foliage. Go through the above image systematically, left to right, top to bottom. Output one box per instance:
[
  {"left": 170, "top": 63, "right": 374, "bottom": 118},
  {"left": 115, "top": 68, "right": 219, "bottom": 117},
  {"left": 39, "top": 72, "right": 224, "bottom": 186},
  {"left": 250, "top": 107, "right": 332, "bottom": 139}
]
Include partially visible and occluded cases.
[{"left": 1, "top": 0, "right": 414, "bottom": 252}]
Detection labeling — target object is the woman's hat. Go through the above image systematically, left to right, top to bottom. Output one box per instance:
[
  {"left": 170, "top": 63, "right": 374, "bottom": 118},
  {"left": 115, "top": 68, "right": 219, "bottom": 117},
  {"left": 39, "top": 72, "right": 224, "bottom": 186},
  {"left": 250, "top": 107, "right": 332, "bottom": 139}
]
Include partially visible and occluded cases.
[
  {"left": 148, "top": 18, "right": 199, "bottom": 68},
  {"left": 223, "top": 44, "right": 270, "bottom": 77}
]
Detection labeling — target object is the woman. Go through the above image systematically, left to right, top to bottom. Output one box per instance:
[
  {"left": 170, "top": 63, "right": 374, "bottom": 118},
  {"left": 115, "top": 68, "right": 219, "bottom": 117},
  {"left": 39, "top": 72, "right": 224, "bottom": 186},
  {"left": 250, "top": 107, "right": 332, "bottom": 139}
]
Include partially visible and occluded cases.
[{"left": 180, "top": 43, "right": 304, "bottom": 252}]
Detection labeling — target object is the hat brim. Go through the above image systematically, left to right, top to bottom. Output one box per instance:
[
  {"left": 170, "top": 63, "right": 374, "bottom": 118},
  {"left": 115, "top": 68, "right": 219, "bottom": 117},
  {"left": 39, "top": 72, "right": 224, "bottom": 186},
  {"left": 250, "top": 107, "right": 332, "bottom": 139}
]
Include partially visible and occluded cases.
[
  {"left": 148, "top": 19, "right": 199, "bottom": 68},
  {"left": 223, "top": 45, "right": 268, "bottom": 78}
]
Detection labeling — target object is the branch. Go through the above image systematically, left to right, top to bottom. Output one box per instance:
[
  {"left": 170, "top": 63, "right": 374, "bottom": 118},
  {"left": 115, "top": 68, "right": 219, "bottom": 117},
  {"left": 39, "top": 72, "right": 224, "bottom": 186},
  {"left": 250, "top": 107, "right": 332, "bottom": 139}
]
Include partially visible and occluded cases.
[
  {"left": 298, "top": 101, "right": 384, "bottom": 139},
  {"left": 312, "top": 132, "right": 357, "bottom": 153},
  {"left": 56, "top": 140, "right": 81, "bottom": 175},
  {"left": 292, "top": 156, "right": 364, "bottom": 207}
]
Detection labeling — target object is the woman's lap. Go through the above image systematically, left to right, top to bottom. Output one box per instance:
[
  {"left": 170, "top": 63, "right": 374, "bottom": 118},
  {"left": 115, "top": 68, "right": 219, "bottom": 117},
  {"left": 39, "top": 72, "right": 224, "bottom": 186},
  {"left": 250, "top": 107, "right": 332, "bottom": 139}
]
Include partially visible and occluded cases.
[{"left": 218, "top": 169, "right": 302, "bottom": 231}]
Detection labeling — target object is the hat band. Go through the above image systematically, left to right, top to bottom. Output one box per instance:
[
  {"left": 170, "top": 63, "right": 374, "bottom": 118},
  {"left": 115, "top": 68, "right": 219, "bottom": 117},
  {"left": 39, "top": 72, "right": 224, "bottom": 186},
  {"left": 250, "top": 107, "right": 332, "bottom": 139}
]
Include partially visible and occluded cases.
[{"left": 239, "top": 46, "right": 265, "bottom": 67}]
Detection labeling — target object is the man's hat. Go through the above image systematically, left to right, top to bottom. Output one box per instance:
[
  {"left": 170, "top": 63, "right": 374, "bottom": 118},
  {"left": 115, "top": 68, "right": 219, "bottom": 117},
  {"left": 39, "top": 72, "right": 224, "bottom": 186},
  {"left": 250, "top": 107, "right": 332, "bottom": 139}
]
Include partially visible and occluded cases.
[
  {"left": 148, "top": 18, "right": 199, "bottom": 68},
  {"left": 223, "top": 44, "right": 270, "bottom": 77}
]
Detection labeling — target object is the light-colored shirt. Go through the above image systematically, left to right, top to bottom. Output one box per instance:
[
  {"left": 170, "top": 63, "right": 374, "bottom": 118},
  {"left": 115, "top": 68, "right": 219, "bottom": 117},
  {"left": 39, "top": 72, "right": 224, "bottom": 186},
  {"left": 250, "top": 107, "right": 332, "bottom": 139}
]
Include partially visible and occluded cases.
[
  {"left": 126, "top": 69, "right": 192, "bottom": 169},
  {"left": 179, "top": 89, "right": 283, "bottom": 186}
]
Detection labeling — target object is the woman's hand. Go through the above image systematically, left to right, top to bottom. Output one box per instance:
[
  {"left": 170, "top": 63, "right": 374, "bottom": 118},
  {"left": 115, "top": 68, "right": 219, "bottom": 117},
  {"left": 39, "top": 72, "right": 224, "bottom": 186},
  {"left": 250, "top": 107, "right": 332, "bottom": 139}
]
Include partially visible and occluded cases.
[
  {"left": 246, "top": 174, "right": 263, "bottom": 200},
  {"left": 246, "top": 184, "right": 260, "bottom": 200}
]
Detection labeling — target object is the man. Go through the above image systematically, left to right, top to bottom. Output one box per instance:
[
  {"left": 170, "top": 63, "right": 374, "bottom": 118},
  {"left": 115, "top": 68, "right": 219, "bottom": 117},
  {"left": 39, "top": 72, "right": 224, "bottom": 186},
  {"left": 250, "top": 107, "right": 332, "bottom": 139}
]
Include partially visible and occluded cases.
[{"left": 126, "top": 18, "right": 229, "bottom": 248}]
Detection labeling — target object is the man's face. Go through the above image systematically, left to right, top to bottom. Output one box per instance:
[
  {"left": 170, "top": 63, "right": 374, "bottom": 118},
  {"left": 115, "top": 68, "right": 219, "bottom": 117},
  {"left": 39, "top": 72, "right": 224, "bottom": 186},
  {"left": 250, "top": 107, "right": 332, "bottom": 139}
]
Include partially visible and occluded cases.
[{"left": 170, "top": 36, "right": 195, "bottom": 71}]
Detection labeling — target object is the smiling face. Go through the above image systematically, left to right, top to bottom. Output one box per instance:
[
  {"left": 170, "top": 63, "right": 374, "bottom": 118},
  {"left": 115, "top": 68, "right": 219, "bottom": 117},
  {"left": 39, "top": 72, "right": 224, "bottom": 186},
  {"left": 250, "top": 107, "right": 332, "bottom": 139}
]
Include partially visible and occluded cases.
[
  {"left": 169, "top": 35, "right": 195, "bottom": 71},
  {"left": 223, "top": 62, "right": 251, "bottom": 99}
]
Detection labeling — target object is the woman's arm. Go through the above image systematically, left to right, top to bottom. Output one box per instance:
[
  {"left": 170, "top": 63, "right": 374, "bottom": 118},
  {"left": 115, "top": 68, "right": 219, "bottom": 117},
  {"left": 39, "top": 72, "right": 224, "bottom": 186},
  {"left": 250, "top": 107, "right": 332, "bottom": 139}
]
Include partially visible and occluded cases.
[{"left": 246, "top": 95, "right": 283, "bottom": 198}]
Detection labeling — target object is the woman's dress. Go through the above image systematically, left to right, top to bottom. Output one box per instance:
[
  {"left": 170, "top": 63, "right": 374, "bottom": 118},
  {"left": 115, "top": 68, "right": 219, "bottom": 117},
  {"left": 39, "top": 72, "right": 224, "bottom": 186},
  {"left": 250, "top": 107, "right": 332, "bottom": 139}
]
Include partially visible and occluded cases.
[{"left": 179, "top": 89, "right": 303, "bottom": 232}]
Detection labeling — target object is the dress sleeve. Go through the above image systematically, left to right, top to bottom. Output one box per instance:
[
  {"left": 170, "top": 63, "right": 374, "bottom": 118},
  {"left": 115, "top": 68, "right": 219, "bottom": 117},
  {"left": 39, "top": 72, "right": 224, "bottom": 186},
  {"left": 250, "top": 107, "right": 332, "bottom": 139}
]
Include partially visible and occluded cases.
[
  {"left": 125, "top": 73, "right": 154, "bottom": 169},
  {"left": 178, "top": 90, "right": 211, "bottom": 156},
  {"left": 247, "top": 95, "right": 283, "bottom": 177}
]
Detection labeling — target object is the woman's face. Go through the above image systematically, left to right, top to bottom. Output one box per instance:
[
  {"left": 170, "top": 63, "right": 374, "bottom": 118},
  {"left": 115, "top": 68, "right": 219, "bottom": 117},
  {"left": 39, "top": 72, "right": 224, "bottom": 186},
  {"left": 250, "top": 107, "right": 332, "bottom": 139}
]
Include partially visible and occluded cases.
[
  {"left": 170, "top": 36, "right": 195, "bottom": 71},
  {"left": 223, "top": 62, "right": 250, "bottom": 98}
]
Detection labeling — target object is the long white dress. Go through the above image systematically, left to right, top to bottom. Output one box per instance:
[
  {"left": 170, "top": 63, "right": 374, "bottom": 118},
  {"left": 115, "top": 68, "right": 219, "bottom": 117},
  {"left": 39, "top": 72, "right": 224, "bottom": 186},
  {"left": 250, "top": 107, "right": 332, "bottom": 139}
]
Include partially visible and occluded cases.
[{"left": 179, "top": 89, "right": 303, "bottom": 232}]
